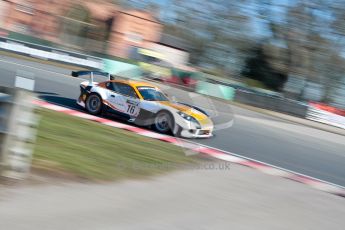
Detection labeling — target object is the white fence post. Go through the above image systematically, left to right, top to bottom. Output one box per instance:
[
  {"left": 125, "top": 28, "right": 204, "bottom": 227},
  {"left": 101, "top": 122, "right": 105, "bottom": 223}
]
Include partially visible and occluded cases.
[{"left": 0, "top": 77, "right": 38, "bottom": 180}]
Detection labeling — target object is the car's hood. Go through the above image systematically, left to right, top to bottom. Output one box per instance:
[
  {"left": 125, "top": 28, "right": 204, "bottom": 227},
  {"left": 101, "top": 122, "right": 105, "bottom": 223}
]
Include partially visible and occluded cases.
[{"left": 157, "top": 101, "right": 211, "bottom": 125}]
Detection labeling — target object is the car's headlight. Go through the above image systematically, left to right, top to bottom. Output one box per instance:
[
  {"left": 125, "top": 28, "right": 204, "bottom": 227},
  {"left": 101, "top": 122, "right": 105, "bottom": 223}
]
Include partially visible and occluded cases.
[{"left": 177, "top": 111, "right": 201, "bottom": 129}]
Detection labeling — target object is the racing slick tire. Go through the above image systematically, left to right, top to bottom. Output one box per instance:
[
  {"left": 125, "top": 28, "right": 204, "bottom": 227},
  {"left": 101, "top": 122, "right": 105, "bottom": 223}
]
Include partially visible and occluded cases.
[
  {"left": 85, "top": 93, "right": 103, "bottom": 115},
  {"left": 153, "top": 110, "right": 174, "bottom": 134}
]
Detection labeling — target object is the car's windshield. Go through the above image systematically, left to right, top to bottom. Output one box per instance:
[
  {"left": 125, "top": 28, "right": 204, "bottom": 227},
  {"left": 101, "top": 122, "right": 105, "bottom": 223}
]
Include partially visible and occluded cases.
[{"left": 137, "top": 86, "right": 169, "bottom": 101}]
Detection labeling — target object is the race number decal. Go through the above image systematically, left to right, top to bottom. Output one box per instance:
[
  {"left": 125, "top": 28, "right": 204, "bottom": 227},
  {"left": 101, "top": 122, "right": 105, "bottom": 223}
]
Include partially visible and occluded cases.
[
  {"left": 126, "top": 99, "right": 140, "bottom": 116},
  {"left": 127, "top": 104, "right": 136, "bottom": 114}
]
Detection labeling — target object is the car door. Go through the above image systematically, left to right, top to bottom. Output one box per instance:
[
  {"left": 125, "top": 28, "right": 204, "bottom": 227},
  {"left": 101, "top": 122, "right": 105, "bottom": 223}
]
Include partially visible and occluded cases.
[{"left": 105, "top": 82, "right": 141, "bottom": 117}]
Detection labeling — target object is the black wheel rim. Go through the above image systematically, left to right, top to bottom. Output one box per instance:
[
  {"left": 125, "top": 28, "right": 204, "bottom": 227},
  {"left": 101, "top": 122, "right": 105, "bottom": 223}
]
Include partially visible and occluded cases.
[
  {"left": 87, "top": 95, "right": 101, "bottom": 113},
  {"left": 155, "top": 113, "right": 170, "bottom": 132}
]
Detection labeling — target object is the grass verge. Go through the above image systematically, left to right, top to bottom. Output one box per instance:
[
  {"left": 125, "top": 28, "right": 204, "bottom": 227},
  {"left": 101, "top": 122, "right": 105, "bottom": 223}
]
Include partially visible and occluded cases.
[{"left": 33, "top": 109, "right": 201, "bottom": 181}]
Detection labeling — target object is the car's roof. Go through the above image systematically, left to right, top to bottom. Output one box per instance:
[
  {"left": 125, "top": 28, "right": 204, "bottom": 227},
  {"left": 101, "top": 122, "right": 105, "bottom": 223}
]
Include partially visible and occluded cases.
[{"left": 108, "top": 79, "right": 158, "bottom": 88}]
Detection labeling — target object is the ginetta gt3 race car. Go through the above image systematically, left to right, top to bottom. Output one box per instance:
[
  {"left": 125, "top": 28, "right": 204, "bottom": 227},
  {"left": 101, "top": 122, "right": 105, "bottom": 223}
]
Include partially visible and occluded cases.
[{"left": 72, "top": 71, "right": 213, "bottom": 138}]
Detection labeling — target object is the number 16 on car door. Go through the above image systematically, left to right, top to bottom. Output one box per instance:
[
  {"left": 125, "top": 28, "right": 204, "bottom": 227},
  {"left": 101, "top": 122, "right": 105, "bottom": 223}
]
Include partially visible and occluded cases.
[{"left": 126, "top": 99, "right": 140, "bottom": 117}]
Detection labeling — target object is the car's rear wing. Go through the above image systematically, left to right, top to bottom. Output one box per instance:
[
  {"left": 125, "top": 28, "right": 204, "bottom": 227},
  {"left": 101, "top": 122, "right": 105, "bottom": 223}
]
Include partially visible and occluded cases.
[{"left": 71, "top": 71, "right": 114, "bottom": 84}]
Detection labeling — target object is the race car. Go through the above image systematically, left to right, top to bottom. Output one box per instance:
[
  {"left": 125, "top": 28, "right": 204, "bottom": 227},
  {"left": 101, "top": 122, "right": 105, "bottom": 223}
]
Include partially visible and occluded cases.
[{"left": 72, "top": 71, "right": 213, "bottom": 138}]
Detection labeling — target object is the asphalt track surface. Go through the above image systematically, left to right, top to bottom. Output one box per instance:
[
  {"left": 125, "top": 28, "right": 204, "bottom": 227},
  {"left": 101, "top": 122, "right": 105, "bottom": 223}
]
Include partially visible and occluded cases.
[{"left": 0, "top": 55, "right": 345, "bottom": 187}]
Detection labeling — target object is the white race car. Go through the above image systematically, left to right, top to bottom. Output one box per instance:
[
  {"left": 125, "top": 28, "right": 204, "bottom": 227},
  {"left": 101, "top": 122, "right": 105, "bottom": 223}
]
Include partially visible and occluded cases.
[{"left": 72, "top": 71, "right": 213, "bottom": 138}]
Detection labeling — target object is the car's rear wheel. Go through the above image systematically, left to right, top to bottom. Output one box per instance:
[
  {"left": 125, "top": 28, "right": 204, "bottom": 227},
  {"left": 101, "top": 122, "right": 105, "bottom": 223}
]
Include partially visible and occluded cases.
[
  {"left": 85, "top": 93, "right": 103, "bottom": 115},
  {"left": 154, "top": 111, "right": 174, "bottom": 134}
]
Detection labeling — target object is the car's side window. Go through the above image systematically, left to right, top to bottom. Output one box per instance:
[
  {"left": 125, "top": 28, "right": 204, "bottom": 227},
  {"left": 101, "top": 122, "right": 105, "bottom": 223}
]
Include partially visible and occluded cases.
[
  {"left": 106, "top": 82, "right": 115, "bottom": 91},
  {"left": 108, "top": 82, "right": 137, "bottom": 98}
]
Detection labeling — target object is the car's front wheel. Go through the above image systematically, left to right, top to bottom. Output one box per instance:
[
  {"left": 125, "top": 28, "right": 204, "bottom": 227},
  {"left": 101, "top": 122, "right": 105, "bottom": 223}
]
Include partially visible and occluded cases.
[
  {"left": 85, "top": 93, "right": 103, "bottom": 115},
  {"left": 154, "top": 111, "right": 174, "bottom": 134}
]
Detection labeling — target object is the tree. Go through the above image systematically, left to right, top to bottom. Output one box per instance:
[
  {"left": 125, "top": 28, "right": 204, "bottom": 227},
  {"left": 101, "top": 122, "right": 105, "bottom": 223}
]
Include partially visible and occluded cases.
[
  {"left": 163, "top": 0, "right": 254, "bottom": 77},
  {"left": 242, "top": 45, "right": 288, "bottom": 91}
]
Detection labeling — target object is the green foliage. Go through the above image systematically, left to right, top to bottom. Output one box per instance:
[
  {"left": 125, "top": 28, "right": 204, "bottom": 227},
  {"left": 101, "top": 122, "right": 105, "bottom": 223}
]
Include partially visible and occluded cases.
[
  {"left": 242, "top": 45, "right": 288, "bottom": 91},
  {"left": 245, "top": 79, "right": 269, "bottom": 90},
  {"left": 34, "top": 109, "right": 201, "bottom": 181}
]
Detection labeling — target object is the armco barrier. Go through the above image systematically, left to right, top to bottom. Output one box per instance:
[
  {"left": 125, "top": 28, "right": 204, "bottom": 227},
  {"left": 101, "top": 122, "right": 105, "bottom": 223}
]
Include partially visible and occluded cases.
[
  {"left": 0, "top": 37, "right": 103, "bottom": 69},
  {"left": 200, "top": 72, "right": 238, "bottom": 86},
  {"left": 196, "top": 80, "right": 235, "bottom": 100},
  {"left": 234, "top": 90, "right": 308, "bottom": 118}
]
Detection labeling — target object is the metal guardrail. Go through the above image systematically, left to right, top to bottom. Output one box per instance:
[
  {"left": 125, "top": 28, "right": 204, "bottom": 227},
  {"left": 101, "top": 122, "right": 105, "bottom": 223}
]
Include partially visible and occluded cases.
[{"left": 0, "top": 36, "right": 104, "bottom": 69}]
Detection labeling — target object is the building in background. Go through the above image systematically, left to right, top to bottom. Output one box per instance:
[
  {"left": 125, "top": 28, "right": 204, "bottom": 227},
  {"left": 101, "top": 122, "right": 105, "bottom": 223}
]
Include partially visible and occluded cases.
[
  {"left": 0, "top": 0, "right": 163, "bottom": 58},
  {"left": 0, "top": 0, "right": 10, "bottom": 29},
  {"left": 2, "top": 0, "right": 71, "bottom": 42},
  {"left": 108, "top": 10, "right": 162, "bottom": 58},
  {"left": 150, "top": 33, "right": 191, "bottom": 67}
]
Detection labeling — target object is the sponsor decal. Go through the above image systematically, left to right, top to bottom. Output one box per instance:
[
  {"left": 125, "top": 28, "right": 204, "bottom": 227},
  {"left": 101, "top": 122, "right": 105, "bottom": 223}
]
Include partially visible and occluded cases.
[{"left": 126, "top": 99, "right": 139, "bottom": 106}]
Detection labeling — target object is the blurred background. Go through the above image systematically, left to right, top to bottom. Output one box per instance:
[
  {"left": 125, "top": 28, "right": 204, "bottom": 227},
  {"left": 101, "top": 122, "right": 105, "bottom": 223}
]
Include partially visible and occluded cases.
[
  {"left": 0, "top": 0, "right": 345, "bottom": 108},
  {"left": 0, "top": 2, "right": 345, "bottom": 228}
]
